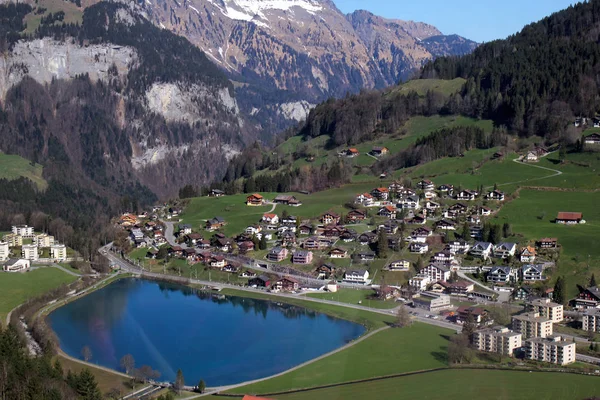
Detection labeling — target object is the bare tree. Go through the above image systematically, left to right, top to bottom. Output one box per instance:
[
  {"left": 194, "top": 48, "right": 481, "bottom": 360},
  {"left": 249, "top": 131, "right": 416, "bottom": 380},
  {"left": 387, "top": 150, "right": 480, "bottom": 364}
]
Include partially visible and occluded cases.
[
  {"left": 395, "top": 305, "right": 412, "bottom": 328},
  {"left": 447, "top": 334, "right": 473, "bottom": 364},
  {"left": 81, "top": 346, "right": 92, "bottom": 362},
  {"left": 120, "top": 354, "right": 135, "bottom": 375},
  {"left": 174, "top": 369, "right": 185, "bottom": 394}
]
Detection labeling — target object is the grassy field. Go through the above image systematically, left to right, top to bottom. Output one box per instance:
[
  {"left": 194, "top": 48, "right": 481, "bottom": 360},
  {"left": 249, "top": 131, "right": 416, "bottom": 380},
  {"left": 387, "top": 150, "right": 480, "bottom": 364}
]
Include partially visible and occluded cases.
[
  {"left": 23, "top": 0, "right": 83, "bottom": 34},
  {"left": 387, "top": 78, "right": 467, "bottom": 97},
  {"left": 0, "top": 152, "right": 47, "bottom": 190},
  {"left": 0, "top": 267, "right": 77, "bottom": 322},
  {"left": 305, "top": 288, "right": 398, "bottom": 310},
  {"left": 228, "top": 324, "right": 452, "bottom": 394},
  {"left": 58, "top": 355, "right": 132, "bottom": 396},
  {"left": 265, "top": 369, "right": 600, "bottom": 400}
]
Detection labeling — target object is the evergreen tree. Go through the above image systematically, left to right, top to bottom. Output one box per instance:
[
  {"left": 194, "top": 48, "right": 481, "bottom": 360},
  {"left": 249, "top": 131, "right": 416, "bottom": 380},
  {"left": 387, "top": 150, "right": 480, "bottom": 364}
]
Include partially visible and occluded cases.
[
  {"left": 502, "top": 222, "right": 512, "bottom": 238},
  {"left": 461, "top": 223, "right": 471, "bottom": 241},
  {"left": 377, "top": 230, "right": 389, "bottom": 258},
  {"left": 259, "top": 234, "right": 267, "bottom": 250},
  {"left": 590, "top": 274, "right": 597, "bottom": 287},
  {"left": 553, "top": 276, "right": 566, "bottom": 305},
  {"left": 74, "top": 369, "right": 102, "bottom": 400},
  {"left": 174, "top": 369, "right": 185, "bottom": 394},
  {"left": 197, "top": 379, "right": 206, "bottom": 393}
]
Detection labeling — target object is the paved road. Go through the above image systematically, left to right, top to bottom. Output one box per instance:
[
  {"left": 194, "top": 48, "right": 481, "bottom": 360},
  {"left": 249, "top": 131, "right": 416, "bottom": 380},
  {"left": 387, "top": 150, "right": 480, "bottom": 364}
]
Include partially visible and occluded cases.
[
  {"left": 496, "top": 153, "right": 563, "bottom": 189},
  {"left": 163, "top": 221, "right": 186, "bottom": 248},
  {"left": 576, "top": 353, "right": 600, "bottom": 365}
]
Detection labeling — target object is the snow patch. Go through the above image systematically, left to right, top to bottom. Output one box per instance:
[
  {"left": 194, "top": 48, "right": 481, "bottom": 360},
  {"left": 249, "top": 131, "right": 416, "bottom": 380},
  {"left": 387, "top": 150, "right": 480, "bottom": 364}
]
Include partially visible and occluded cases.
[
  {"left": 203, "top": 0, "right": 323, "bottom": 27},
  {"left": 189, "top": 5, "right": 200, "bottom": 14}
]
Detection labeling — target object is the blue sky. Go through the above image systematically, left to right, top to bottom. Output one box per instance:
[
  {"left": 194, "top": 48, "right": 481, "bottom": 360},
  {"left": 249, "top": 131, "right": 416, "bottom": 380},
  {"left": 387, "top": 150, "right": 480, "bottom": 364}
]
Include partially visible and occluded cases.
[{"left": 334, "top": 0, "right": 579, "bottom": 42}]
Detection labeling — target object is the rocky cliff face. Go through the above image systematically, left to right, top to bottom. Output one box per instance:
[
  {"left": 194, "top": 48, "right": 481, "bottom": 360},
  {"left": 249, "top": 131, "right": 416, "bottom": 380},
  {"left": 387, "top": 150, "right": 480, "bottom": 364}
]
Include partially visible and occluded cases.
[{"left": 134, "top": 0, "right": 477, "bottom": 132}]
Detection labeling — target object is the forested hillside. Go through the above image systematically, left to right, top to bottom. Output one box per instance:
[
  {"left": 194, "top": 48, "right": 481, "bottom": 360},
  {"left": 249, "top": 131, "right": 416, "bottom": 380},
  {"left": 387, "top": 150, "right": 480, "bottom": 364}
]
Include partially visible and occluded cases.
[{"left": 421, "top": 0, "right": 600, "bottom": 139}]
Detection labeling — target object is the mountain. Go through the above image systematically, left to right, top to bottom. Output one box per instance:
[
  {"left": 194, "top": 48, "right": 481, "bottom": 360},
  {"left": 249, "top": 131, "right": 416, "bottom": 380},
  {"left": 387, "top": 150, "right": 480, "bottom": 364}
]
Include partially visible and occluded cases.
[
  {"left": 0, "top": 0, "right": 251, "bottom": 236},
  {"left": 134, "top": 0, "right": 477, "bottom": 133}
]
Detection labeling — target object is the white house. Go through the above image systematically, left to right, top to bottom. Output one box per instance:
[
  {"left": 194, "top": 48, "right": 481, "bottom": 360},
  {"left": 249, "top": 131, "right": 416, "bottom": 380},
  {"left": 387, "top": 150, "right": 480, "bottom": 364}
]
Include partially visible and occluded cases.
[
  {"left": 524, "top": 151, "right": 538, "bottom": 162},
  {"left": 417, "top": 179, "right": 435, "bottom": 190},
  {"left": 455, "top": 190, "right": 478, "bottom": 201},
  {"left": 485, "top": 190, "right": 505, "bottom": 201},
  {"left": 355, "top": 193, "right": 374, "bottom": 207},
  {"left": 398, "top": 195, "right": 420, "bottom": 210},
  {"left": 262, "top": 213, "right": 280, "bottom": 225},
  {"left": 12, "top": 225, "right": 34, "bottom": 237},
  {"left": 245, "top": 225, "right": 262, "bottom": 235},
  {"left": 447, "top": 240, "right": 471, "bottom": 254},
  {"left": 0, "top": 241, "right": 9, "bottom": 262},
  {"left": 410, "top": 242, "right": 429, "bottom": 254},
  {"left": 470, "top": 242, "right": 493, "bottom": 260},
  {"left": 494, "top": 242, "right": 517, "bottom": 259},
  {"left": 21, "top": 244, "right": 39, "bottom": 261},
  {"left": 50, "top": 244, "right": 67, "bottom": 261},
  {"left": 520, "top": 246, "right": 537, "bottom": 263},
  {"left": 3, "top": 259, "right": 30, "bottom": 272},
  {"left": 387, "top": 259, "right": 410, "bottom": 271},
  {"left": 422, "top": 263, "right": 451, "bottom": 282},
  {"left": 521, "top": 264, "right": 545, "bottom": 282},
  {"left": 487, "top": 266, "right": 516, "bottom": 284},
  {"left": 344, "top": 269, "right": 370, "bottom": 284},
  {"left": 409, "top": 274, "right": 432, "bottom": 291}
]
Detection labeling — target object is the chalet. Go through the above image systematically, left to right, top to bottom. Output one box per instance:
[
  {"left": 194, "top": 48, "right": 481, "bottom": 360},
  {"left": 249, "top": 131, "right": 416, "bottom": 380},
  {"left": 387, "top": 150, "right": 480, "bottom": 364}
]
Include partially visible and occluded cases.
[
  {"left": 594, "top": 118, "right": 600, "bottom": 128},
  {"left": 584, "top": 133, "right": 600, "bottom": 144},
  {"left": 371, "top": 146, "right": 389, "bottom": 156},
  {"left": 346, "top": 148, "right": 360, "bottom": 157},
  {"left": 524, "top": 151, "right": 538, "bottom": 162},
  {"left": 417, "top": 179, "right": 435, "bottom": 190},
  {"left": 388, "top": 182, "right": 404, "bottom": 193},
  {"left": 438, "top": 184, "right": 454, "bottom": 194},
  {"left": 371, "top": 187, "right": 390, "bottom": 201},
  {"left": 398, "top": 188, "right": 417, "bottom": 198},
  {"left": 210, "top": 189, "right": 225, "bottom": 197},
  {"left": 456, "top": 189, "right": 478, "bottom": 201},
  {"left": 423, "top": 190, "right": 437, "bottom": 200},
  {"left": 485, "top": 190, "right": 505, "bottom": 201},
  {"left": 354, "top": 193, "right": 374, "bottom": 207},
  {"left": 246, "top": 194, "right": 264, "bottom": 206},
  {"left": 273, "top": 195, "right": 302, "bottom": 206},
  {"left": 398, "top": 195, "right": 420, "bottom": 210},
  {"left": 425, "top": 201, "right": 441, "bottom": 211},
  {"left": 448, "top": 203, "right": 468, "bottom": 215},
  {"left": 378, "top": 205, "right": 397, "bottom": 219},
  {"left": 476, "top": 206, "right": 492, "bottom": 216},
  {"left": 347, "top": 209, "right": 367, "bottom": 222},
  {"left": 320, "top": 212, "right": 341, "bottom": 225},
  {"left": 555, "top": 212, "right": 583, "bottom": 224},
  {"left": 262, "top": 213, "right": 279, "bottom": 225},
  {"left": 467, "top": 214, "right": 481, "bottom": 225},
  {"left": 282, "top": 215, "right": 297, "bottom": 225},
  {"left": 408, "top": 215, "right": 427, "bottom": 225},
  {"left": 206, "top": 216, "right": 226, "bottom": 231},
  {"left": 435, "top": 219, "right": 456, "bottom": 231},
  {"left": 379, "top": 220, "right": 399, "bottom": 235},
  {"left": 144, "top": 221, "right": 157, "bottom": 231},
  {"left": 178, "top": 224, "right": 192, "bottom": 235},
  {"left": 298, "top": 224, "right": 312, "bottom": 235},
  {"left": 245, "top": 225, "right": 262, "bottom": 235},
  {"left": 408, "top": 226, "right": 432, "bottom": 243},
  {"left": 340, "top": 229, "right": 357, "bottom": 242},
  {"left": 280, "top": 231, "right": 296, "bottom": 246},
  {"left": 358, "top": 232, "right": 377, "bottom": 245},
  {"left": 186, "top": 233, "right": 203, "bottom": 245},
  {"left": 302, "top": 236, "right": 321, "bottom": 250},
  {"left": 215, "top": 237, "right": 232, "bottom": 252},
  {"left": 537, "top": 238, "right": 558, "bottom": 249},
  {"left": 197, "top": 239, "right": 211, "bottom": 249},
  {"left": 447, "top": 240, "right": 471, "bottom": 254},
  {"left": 238, "top": 241, "right": 255, "bottom": 253},
  {"left": 410, "top": 242, "right": 429, "bottom": 254},
  {"left": 470, "top": 242, "right": 493, "bottom": 259},
  {"left": 494, "top": 242, "right": 517, "bottom": 259},
  {"left": 169, "top": 246, "right": 184, "bottom": 258},
  {"left": 520, "top": 246, "right": 537, "bottom": 263},
  {"left": 267, "top": 247, "right": 288, "bottom": 262},
  {"left": 329, "top": 247, "right": 348, "bottom": 258},
  {"left": 292, "top": 250, "right": 313, "bottom": 264},
  {"left": 357, "top": 251, "right": 376, "bottom": 261},
  {"left": 432, "top": 251, "right": 455, "bottom": 264},
  {"left": 209, "top": 255, "right": 226, "bottom": 268},
  {"left": 387, "top": 259, "right": 410, "bottom": 271},
  {"left": 316, "top": 263, "right": 336, "bottom": 279},
  {"left": 422, "top": 263, "right": 451, "bottom": 282},
  {"left": 223, "top": 264, "right": 238, "bottom": 273},
  {"left": 521, "top": 264, "right": 545, "bottom": 282},
  {"left": 487, "top": 266, "right": 516, "bottom": 284},
  {"left": 344, "top": 269, "right": 370, "bottom": 284},
  {"left": 240, "top": 270, "right": 257, "bottom": 278},
  {"left": 249, "top": 275, "right": 270, "bottom": 288},
  {"left": 274, "top": 277, "right": 300, "bottom": 292},
  {"left": 436, "top": 280, "right": 474, "bottom": 296},
  {"left": 514, "top": 286, "right": 534, "bottom": 301},
  {"left": 575, "top": 286, "right": 600, "bottom": 309},
  {"left": 457, "top": 306, "right": 489, "bottom": 324}
]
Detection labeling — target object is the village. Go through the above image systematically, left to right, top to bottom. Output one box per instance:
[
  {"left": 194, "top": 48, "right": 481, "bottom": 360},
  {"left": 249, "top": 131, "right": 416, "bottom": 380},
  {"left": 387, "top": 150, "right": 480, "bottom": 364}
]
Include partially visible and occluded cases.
[{"left": 113, "top": 162, "right": 599, "bottom": 367}]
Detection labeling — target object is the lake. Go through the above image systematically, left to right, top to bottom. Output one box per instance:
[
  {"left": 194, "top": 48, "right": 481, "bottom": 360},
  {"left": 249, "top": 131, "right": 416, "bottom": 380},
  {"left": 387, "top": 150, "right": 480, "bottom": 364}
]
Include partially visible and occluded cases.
[{"left": 49, "top": 278, "right": 365, "bottom": 386}]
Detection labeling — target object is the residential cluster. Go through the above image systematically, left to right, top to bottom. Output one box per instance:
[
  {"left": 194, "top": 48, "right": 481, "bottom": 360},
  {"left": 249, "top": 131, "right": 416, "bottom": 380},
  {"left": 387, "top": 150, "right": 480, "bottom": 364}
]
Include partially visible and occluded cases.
[{"left": 1, "top": 225, "right": 69, "bottom": 272}]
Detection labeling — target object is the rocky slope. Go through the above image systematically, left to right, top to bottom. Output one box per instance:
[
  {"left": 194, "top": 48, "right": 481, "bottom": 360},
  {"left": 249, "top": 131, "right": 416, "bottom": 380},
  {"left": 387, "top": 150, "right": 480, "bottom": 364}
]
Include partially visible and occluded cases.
[{"left": 135, "top": 0, "right": 477, "bottom": 132}]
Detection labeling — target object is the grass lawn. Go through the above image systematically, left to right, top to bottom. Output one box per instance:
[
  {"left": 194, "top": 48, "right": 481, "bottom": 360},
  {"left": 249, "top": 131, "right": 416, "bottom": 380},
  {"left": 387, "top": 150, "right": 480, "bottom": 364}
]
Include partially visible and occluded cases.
[
  {"left": 23, "top": 0, "right": 83, "bottom": 34},
  {"left": 387, "top": 78, "right": 467, "bottom": 97},
  {"left": 0, "top": 152, "right": 47, "bottom": 190},
  {"left": 494, "top": 189, "right": 600, "bottom": 297},
  {"left": 0, "top": 267, "right": 77, "bottom": 321},
  {"left": 305, "top": 288, "right": 397, "bottom": 310},
  {"left": 227, "top": 324, "right": 452, "bottom": 394},
  {"left": 58, "top": 355, "right": 132, "bottom": 396},
  {"left": 268, "top": 369, "right": 600, "bottom": 400}
]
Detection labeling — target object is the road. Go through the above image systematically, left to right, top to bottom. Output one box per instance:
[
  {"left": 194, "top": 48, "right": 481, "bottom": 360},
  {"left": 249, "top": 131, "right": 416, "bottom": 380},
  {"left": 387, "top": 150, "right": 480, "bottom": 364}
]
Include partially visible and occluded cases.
[
  {"left": 494, "top": 153, "right": 563, "bottom": 189},
  {"left": 163, "top": 221, "right": 185, "bottom": 248},
  {"left": 576, "top": 353, "right": 600, "bottom": 365}
]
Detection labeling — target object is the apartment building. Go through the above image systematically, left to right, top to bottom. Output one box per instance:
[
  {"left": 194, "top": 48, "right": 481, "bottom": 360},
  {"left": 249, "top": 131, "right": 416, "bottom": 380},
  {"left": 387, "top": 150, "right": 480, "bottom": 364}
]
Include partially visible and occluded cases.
[
  {"left": 12, "top": 225, "right": 34, "bottom": 237},
  {"left": 3, "top": 233, "right": 22, "bottom": 247},
  {"left": 34, "top": 234, "right": 55, "bottom": 248},
  {"left": 0, "top": 241, "right": 9, "bottom": 262},
  {"left": 21, "top": 244, "right": 39, "bottom": 261},
  {"left": 50, "top": 244, "right": 67, "bottom": 261},
  {"left": 527, "top": 298, "right": 563, "bottom": 323},
  {"left": 582, "top": 308, "right": 600, "bottom": 333},
  {"left": 512, "top": 312, "right": 553, "bottom": 339},
  {"left": 473, "top": 326, "right": 522, "bottom": 357},
  {"left": 525, "top": 335, "right": 576, "bottom": 365}
]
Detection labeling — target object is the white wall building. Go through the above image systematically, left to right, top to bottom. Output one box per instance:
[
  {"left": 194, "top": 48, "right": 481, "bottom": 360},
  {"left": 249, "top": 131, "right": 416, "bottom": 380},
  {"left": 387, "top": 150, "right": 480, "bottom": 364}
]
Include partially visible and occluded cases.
[
  {"left": 12, "top": 225, "right": 34, "bottom": 237},
  {"left": 34, "top": 234, "right": 55, "bottom": 248},
  {"left": 0, "top": 241, "right": 9, "bottom": 262},
  {"left": 22, "top": 244, "right": 39, "bottom": 261},
  {"left": 50, "top": 244, "right": 67, "bottom": 261},
  {"left": 3, "top": 259, "right": 30, "bottom": 272},
  {"left": 527, "top": 298, "right": 563, "bottom": 323},
  {"left": 582, "top": 308, "right": 600, "bottom": 333},
  {"left": 473, "top": 327, "right": 522, "bottom": 356},
  {"left": 525, "top": 335, "right": 576, "bottom": 365}
]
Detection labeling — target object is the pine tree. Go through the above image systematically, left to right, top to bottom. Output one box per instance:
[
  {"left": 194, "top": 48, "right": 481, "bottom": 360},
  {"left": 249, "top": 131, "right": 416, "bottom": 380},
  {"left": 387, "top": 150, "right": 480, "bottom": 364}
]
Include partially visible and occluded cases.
[
  {"left": 461, "top": 223, "right": 471, "bottom": 241},
  {"left": 502, "top": 223, "right": 512, "bottom": 238},
  {"left": 377, "top": 230, "right": 389, "bottom": 258},
  {"left": 259, "top": 234, "right": 267, "bottom": 250},
  {"left": 590, "top": 274, "right": 597, "bottom": 287},
  {"left": 553, "top": 276, "right": 566, "bottom": 305},
  {"left": 74, "top": 369, "right": 102, "bottom": 400},
  {"left": 175, "top": 369, "right": 185, "bottom": 394}
]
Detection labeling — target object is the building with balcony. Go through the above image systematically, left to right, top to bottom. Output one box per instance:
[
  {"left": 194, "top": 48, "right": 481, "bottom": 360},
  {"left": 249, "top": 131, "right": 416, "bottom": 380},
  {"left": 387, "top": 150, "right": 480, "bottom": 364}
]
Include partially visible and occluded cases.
[
  {"left": 21, "top": 244, "right": 39, "bottom": 261},
  {"left": 527, "top": 298, "right": 563, "bottom": 323},
  {"left": 582, "top": 308, "right": 600, "bottom": 333},
  {"left": 512, "top": 312, "right": 553, "bottom": 339},
  {"left": 473, "top": 326, "right": 522, "bottom": 356},
  {"left": 525, "top": 335, "right": 576, "bottom": 365}
]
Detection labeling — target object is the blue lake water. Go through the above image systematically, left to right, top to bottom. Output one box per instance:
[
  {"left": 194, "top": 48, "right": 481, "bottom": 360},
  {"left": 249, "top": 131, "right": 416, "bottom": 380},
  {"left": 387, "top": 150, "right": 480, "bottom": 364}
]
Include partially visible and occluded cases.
[{"left": 49, "top": 278, "right": 365, "bottom": 386}]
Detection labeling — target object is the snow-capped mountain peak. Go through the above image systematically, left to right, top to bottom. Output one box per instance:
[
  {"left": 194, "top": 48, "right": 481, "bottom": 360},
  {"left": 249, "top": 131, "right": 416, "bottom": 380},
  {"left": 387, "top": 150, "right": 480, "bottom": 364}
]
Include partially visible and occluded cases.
[{"left": 206, "top": 0, "right": 324, "bottom": 27}]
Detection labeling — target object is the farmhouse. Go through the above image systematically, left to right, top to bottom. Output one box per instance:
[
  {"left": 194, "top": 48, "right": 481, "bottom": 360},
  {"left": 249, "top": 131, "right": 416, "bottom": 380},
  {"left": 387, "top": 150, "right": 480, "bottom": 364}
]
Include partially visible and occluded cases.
[
  {"left": 371, "top": 146, "right": 389, "bottom": 156},
  {"left": 345, "top": 148, "right": 360, "bottom": 157},
  {"left": 524, "top": 151, "right": 538, "bottom": 162},
  {"left": 209, "top": 189, "right": 225, "bottom": 197},
  {"left": 246, "top": 194, "right": 264, "bottom": 206},
  {"left": 273, "top": 195, "right": 302, "bottom": 206},
  {"left": 347, "top": 209, "right": 367, "bottom": 222},
  {"left": 320, "top": 212, "right": 340, "bottom": 225},
  {"left": 555, "top": 212, "right": 583, "bottom": 224},
  {"left": 537, "top": 237, "right": 558, "bottom": 248},
  {"left": 3, "top": 259, "right": 30, "bottom": 272},
  {"left": 344, "top": 269, "right": 369, "bottom": 284}
]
